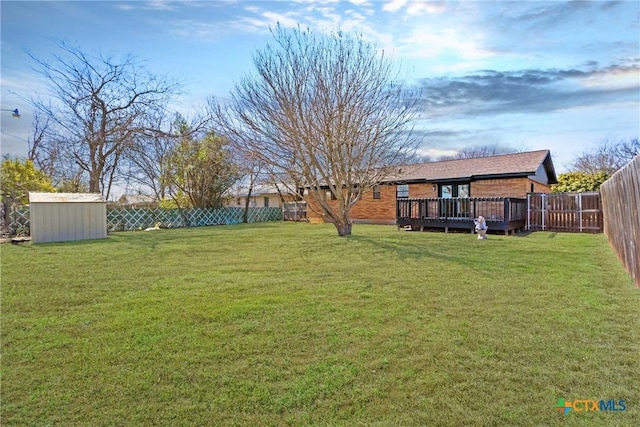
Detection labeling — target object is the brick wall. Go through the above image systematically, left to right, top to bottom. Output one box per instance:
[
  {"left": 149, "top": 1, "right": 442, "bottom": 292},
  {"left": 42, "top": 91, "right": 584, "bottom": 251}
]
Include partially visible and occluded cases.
[
  {"left": 306, "top": 178, "right": 551, "bottom": 222},
  {"left": 471, "top": 178, "right": 550, "bottom": 197},
  {"left": 409, "top": 182, "right": 438, "bottom": 198},
  {"left": 306, "top": 185, "right": 397, "bottom": 223}
]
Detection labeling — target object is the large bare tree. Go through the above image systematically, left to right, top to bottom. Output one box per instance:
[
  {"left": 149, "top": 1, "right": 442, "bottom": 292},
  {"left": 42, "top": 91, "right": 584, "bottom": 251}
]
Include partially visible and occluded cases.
[
  {"left": 215, "top": 26, "right": 418, "bottom": 236},
  {"left": 28, "top": 41, "right": 180, "bottom": 198}
]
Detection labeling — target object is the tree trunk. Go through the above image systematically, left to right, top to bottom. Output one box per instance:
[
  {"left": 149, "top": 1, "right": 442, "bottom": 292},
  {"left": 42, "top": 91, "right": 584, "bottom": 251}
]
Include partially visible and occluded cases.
[
  {"left": 89, "top": 169, "right": 101, "bottom": 193},
  {"left": 243, "top": 186, "right": 253, "bottom": 223},
  {"left": 334, "top": 218, "right": 352, "bottom": 237}
]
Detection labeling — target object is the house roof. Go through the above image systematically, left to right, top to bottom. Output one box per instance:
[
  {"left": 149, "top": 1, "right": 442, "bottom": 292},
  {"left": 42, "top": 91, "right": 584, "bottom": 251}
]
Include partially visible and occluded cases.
[
  {"left": 386, "top": 150, "right": 557, "bottom": 184},
  {"left": 232, "top": 183, "right": 297, "bottom": 198},
  {"left": 29, "top": 192, "right": 105, "bottom": 203}
]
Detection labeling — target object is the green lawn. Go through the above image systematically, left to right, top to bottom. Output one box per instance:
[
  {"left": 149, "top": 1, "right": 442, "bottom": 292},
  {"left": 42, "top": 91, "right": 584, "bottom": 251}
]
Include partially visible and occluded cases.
[{"left": 1, "top": 222, "right": 638, "bottom": 426}]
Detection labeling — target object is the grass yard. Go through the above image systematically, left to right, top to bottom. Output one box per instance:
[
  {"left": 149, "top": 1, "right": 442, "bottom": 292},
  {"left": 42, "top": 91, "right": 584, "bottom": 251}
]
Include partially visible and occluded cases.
[{"left": 1, "top": 222, "right": 639, "bottom": 426}]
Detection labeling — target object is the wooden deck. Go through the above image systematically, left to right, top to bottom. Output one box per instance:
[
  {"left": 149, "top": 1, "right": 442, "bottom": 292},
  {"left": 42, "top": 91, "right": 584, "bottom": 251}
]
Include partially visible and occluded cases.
[{"left": 396, "top": 197, "right": 527, "bottom": 235}]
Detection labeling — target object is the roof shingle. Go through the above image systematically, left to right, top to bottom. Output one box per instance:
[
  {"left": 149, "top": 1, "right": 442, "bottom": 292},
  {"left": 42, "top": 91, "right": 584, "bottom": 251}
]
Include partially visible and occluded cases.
[{"left": 386, "top": 150, "right": 555, "bottom": 183}]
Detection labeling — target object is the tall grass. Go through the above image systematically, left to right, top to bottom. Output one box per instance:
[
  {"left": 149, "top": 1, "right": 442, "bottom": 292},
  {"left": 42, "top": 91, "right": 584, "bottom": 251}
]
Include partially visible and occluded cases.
[{"left": 2, "top": 223, "right": 638, "bottom": 426}]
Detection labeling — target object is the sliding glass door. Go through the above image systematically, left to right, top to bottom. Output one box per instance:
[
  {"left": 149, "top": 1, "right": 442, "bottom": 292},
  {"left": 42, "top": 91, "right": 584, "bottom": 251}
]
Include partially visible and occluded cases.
[{"left": 439, "top": 183, "right": 470, "bottom": 218}]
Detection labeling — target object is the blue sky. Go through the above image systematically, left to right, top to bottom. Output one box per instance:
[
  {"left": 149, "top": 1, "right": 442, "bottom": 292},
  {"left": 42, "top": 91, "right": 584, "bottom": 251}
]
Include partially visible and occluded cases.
[{"left": 1, "top": 0, "right": 639, "bottom": 172}]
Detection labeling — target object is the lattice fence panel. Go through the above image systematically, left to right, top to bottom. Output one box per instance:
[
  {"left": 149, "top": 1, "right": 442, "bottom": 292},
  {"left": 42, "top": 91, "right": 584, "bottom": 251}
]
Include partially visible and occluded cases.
[
  {"left": 5, "top": 206, "right": 283, "bottom": 235},
  {"left": 8, "top": 207, "right": 30, "bottom": 234},
  {"left": 107, "top": 207, "right": 281, "bottom": 231}
]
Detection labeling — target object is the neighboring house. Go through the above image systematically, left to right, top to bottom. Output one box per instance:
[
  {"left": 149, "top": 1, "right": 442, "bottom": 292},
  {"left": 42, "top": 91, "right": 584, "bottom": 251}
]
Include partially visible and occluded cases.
[
  {"left": 305, "top": 149, "right": 557, "bottom": 225},
  {"left": 225, "top": 184, "right": 297, "bottom": 209},
  {"left": 117, "top": 194, "right": 158, "bottom": 209}
]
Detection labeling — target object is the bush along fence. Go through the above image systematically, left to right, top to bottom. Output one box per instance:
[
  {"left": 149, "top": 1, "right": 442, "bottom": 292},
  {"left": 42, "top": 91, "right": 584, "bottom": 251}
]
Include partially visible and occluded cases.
[
  {"left": 600, "top": 154, "right": 640, "bottom": 289},
  {"left": 2, "top": 206, "right": 283, "bottom": 235}
]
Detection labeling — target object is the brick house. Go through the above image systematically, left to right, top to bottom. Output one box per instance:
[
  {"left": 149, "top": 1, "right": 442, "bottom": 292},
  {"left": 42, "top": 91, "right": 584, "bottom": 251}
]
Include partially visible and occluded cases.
[{"left": 305, "top": 149, "right": 557, "bottom": 225}]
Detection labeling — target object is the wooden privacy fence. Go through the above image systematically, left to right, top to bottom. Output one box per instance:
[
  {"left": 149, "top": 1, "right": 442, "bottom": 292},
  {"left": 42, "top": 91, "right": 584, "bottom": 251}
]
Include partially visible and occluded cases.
[
  {"left": 600, "top": 155, "right": 640, "bottom": 289},
  {"left": 527, "top": 192, "right": 602, "bottom": 233}
]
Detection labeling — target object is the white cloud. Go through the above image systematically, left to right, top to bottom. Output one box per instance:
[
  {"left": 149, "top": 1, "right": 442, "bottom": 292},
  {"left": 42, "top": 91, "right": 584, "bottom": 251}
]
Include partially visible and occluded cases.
[
  {"left": 383, "top": 0, "right": 408, "bottom": 13},
  {"left": 115, "top": 1, "right": 178, "bottom": 12},
  {"left": 406, "top": 1, "right": 447, "bottom": 15},
  {"left": 261, "top": 11, "right": 301, "bottom": 28},
  {"left": 169, "top": 19, "right": 223, "bottom": 40},
  {"left": 399, "top": 28, "right": 496, "bottom": 60},
  {"left": 578, "top": 68, "right": 640, "bottom": 91},
  {"left": 416, "top": 147, "right": 459, "bottom": 158}
]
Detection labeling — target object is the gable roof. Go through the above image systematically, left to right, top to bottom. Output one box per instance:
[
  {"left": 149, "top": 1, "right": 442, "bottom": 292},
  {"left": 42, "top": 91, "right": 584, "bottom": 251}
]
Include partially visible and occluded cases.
[{"left": 386, "top": 150, "right": 557, "bottom": 184}]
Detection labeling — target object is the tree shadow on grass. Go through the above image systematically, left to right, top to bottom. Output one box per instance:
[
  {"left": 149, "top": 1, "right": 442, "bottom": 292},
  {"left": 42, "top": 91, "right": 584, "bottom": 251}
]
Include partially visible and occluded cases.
[{"left": 346, "top": 233, "right": 497, "bottom": 269}]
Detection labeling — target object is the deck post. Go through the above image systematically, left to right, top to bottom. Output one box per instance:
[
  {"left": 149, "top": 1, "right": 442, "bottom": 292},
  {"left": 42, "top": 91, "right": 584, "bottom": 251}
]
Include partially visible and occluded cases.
[{"left": 504, "top": 198, "right": 510, "bottom": 222}]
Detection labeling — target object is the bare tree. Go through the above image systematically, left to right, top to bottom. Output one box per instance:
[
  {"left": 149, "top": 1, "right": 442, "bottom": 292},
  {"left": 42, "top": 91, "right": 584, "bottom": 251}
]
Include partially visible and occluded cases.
[
  {"left": 214, "top": 26, "right": 418, "bottom": 236},
  {"left": 28, "top": 41, "right": 180, "bottom": 198},
  {"left": 27, "top": 111, "right": 88, "bottom": 191},
  {"left": 27, "top": 112, "right": 51, "bottom": 171},
  {"left": 124, "top": 124, "right": 176, "bottom": 201},
  {"left": 571, "top": 138, "right": 639, "bottom": 174}
]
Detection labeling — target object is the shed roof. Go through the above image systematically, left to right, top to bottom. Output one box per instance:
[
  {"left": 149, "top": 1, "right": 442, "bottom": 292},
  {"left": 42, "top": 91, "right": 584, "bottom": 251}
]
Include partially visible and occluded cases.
[
  {"left": 386, "top": 150, "right": 557, "bottom": 184},
  {"left": 29, "top": 192, "right": 106, "bottom": 203}
]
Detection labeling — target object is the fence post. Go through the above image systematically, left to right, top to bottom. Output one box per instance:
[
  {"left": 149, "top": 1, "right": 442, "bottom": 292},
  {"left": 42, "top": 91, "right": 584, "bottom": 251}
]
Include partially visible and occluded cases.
[
  {"left": 578, "top": 192, "right": 583, "bottom": 232},
  {"left": 541, "top": 193, "right": 546, "bottom": 230},
  {"left": 526, "top": 194, "right": 530, "bottom": 230}
]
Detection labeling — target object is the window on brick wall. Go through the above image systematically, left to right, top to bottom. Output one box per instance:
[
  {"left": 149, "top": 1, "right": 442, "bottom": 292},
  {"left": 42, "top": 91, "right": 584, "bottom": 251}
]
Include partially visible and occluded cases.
[
  {"left": 396, "top": 184, "right": 409, "bottom": 198},
  {"left": 373, "top": 185, "right": 381, "bottom": 199}
]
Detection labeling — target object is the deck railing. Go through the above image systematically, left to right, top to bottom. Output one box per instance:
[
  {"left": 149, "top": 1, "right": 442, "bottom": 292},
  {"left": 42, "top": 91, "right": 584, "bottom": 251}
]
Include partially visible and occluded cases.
[{"left": 397, "top": 197, "right": 527, "bottom": 232}]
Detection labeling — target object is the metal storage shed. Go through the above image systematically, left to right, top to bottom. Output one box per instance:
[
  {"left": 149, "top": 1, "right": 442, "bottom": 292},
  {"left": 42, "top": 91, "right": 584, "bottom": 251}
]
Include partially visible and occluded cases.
[{"left": 29, "top": 192, "right": 108, "bottom": 243}]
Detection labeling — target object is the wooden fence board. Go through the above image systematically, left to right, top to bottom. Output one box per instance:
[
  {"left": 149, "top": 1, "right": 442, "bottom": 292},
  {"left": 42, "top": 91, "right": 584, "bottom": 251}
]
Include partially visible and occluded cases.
[
  {"left": 600, "top": 155, "right": 640, "bottom": 289},
  {"left": 527, "top": 192, "right": 602, "bottom": 233}
]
